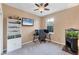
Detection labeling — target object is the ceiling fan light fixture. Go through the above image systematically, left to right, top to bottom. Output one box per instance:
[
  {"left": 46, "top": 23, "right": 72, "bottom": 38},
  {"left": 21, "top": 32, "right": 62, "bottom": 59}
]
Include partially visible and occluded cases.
[
  {"left": 34, "top": 3, "right": 50, "bottom": 13},
  {"left": 39, "top": 7, "right": 44, "bottom": 12}
]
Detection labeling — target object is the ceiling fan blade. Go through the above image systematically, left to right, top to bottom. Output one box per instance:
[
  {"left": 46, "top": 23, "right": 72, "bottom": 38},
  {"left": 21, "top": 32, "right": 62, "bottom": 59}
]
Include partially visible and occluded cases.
[
  {"left": 35, "top": 3, "right": 39, "bottom": 7},
  {"left": 44, "top": 3, "right": 49, "bottom": 7},
  {"left": 44, "top": 8, "right": 50, "bottom": 11},
  {"left": 34, "top": 9, "right": 38, "bottom": 11}
]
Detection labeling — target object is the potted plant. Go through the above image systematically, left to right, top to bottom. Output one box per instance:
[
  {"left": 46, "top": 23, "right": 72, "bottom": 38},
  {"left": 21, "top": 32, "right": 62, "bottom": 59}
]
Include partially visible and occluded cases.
[
  {"left": 65, "top": 28, "right": 79, "bottom": 54},
  {"left": 66, "top": 30, "right": 78, "bottom": 40}
]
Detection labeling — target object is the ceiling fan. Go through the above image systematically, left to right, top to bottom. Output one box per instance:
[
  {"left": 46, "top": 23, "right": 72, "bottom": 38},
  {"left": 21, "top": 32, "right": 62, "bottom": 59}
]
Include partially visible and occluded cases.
[{"left": 34, "top": 3, "right": 50, "bottom": 13}]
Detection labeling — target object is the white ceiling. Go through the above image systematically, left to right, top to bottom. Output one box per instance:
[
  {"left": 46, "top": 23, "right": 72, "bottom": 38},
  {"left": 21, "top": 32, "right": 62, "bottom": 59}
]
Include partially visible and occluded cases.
[{"left": 6, "top": 3, "right": 79, "bottom": 17}]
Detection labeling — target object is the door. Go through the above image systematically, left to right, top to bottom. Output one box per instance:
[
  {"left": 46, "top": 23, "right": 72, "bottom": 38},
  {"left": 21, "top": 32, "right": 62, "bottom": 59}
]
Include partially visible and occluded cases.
[
  {"left": 0, "top": 4, "right": 3, "bottom": 54},
  {"left": 0, "top": 13, "right": 3, "bottom": 54}
]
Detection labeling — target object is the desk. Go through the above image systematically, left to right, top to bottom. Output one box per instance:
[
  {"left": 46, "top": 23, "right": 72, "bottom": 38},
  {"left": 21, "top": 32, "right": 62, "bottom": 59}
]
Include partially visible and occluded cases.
[{"left": 33, "top": 32, "right": 53, "bottom": 42}]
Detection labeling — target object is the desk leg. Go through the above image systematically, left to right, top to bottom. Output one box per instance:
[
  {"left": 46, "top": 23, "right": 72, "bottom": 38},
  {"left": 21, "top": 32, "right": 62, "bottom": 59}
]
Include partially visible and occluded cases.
[{"left": 49, "top": 34, "right": 51, "bottom": 41}]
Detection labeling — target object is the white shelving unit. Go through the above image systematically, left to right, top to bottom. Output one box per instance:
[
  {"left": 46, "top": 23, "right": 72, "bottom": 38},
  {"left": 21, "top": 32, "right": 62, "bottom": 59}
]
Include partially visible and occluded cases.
[{"left": 7, "top": 18, "right": 22, "bottom": 53}]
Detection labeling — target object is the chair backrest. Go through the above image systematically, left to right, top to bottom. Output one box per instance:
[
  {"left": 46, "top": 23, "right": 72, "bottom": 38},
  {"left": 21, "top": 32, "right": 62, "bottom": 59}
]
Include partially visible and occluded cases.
[
  {"left": 44, "top": 29, "right": 49, "bottom": 33},
  {"left": 38, "top": 30, "right": 46, "bottom": 40}
]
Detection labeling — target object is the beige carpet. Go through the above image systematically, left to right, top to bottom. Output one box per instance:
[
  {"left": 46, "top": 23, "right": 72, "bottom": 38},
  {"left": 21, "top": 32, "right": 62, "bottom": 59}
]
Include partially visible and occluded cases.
[{"left": 6, "top": 41, "right": 71, "bottom": 55}]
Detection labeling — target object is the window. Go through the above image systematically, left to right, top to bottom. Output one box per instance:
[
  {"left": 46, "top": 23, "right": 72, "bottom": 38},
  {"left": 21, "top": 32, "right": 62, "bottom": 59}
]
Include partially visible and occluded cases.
[{"left": 46, "top": 18, "right": 54, "bottom": 32}]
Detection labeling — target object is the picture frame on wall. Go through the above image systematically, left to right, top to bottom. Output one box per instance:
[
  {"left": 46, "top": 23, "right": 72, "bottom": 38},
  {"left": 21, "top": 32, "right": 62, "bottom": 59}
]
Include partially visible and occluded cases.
[{"left": 22, "top": 18, "right": 34, "bottom": 26}]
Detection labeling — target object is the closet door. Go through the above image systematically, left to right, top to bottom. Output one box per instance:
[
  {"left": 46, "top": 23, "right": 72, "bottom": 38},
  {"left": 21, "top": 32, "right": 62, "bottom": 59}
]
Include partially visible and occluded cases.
[{"left": 0, "top": 4, "right": 3, "bottom": 55}]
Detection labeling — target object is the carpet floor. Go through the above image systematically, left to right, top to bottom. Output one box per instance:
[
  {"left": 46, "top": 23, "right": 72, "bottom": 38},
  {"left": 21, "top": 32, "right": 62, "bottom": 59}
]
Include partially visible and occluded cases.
[{"left": 5, "top": 41, "right": 71, "bottom": 55}]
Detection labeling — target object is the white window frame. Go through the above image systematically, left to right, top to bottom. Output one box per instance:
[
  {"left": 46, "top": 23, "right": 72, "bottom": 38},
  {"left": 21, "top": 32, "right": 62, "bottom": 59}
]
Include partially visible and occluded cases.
[{"left": 46, "top": 17, "right": 54, "bottom": 33}]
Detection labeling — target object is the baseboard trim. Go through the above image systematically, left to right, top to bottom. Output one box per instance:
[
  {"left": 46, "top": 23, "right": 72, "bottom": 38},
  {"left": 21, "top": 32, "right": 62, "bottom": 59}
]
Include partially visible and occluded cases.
[
  {"left": 22, "top": 40, "right": 65, "bottom": 46},
  {"left": 51, "top": 40, "right": 65, "bottom": 46},
  {"left": 22, "top": 41, "right": 33, "bottom": 45}
]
